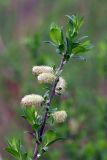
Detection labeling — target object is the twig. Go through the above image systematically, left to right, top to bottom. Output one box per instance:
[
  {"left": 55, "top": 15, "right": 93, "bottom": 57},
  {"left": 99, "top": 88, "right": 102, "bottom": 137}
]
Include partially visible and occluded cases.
[{"left": 33, "top": 55, "right": 66, "bottom": 160}]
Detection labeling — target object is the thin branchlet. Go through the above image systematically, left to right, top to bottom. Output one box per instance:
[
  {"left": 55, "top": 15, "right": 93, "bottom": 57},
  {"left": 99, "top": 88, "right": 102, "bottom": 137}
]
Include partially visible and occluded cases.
[{"left": 33, "top": 55, "right": 66, "bottom": 160}]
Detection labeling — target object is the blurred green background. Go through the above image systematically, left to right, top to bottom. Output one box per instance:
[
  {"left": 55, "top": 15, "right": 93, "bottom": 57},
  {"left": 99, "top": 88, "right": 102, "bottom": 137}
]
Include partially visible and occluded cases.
[{"left": 0, "top": 0, "right": 107, "bottom": 159}]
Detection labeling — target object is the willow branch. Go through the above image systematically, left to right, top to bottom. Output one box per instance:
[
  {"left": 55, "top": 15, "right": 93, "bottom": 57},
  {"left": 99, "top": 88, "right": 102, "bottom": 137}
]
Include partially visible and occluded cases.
[{"left": 33, "top": 55, "right": 66, "bottom": 160}]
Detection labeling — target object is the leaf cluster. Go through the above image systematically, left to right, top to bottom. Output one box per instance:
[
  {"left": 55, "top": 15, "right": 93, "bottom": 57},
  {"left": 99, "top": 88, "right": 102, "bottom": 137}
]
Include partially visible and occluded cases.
[
  {"left": 47, "top": 15, "right": 93, "bottom": 61},
  {"left": 6, "top": 138, "right": 32, "bottom": 160}
]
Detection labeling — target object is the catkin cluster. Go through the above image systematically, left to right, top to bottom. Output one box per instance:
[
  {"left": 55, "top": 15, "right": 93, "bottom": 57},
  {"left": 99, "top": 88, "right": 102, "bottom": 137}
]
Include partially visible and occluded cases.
[
  {"left": 21, "top": 65, "right": 67, "bottom": 123},
  {"left": 32, "top": 65, "right": 66, "bottom": 93},
  {"left": 32, "top": 65, "right": 56, "bottom": 84}
]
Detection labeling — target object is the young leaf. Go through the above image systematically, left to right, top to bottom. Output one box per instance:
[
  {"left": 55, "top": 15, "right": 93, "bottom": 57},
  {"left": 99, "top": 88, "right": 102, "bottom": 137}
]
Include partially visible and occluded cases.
[
  {"left": 66, "top": 15, "right": 84, "bottom": 39},
  {"left": 50, "top": 23, "right": 63, "bottom": 45},
  {"left": 77, "top": 36, "right": 88, "bottom": 42},
  {"left": 65, "top": 38, "right": 79, "bottom": 60},
  {"left": 72, "top": 40, "right": 93, "bottom": 54},
  {"left": 44, "top": 41, "right": 56, "bottom": 47},
  {"left": 21, "top": 106, "right": 37, "bottom": 125},
  {"left": 43, "top": 130, "right": 65, "bottom": 147},
  {"left": 6, "top": 138, "right": 21, "bottom": 158},
  {"left": 8, "top": 138, "right": 20, "bottom": 152},
  {"left": 6, "top": 147, "right": 19, "bottom": 158}
]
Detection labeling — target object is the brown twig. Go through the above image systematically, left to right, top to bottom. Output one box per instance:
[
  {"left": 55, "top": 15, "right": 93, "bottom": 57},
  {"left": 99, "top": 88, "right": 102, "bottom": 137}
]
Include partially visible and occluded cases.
[{"left": 33, "top": 55, "right": 66, "bottom": 160}]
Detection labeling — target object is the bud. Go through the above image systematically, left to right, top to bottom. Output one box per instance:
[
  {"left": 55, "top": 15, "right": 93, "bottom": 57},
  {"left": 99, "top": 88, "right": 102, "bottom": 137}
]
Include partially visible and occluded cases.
[
  {"left": 32, "top": 66, "right": 53, "bottom": 75},
  {"left": 37, "top": 73, "right": 56, "bottom": 84},
  {"left": 55, "top": 77, "right": 66, "bottom": 94},
  {"left": 21, "top": 94, "right": 44, "bottom": 107},
  {"left": 52, "top": 110, "right": 67, "bottom": 123},
  {"left": 68, "top": 119, "right": 79, "bottom": 134}
]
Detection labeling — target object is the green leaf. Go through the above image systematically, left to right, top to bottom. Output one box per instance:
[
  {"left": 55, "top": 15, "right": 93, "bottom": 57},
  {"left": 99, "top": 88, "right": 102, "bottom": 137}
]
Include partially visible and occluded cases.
[
  {"left": 65, "top": 15, "right": 92, "bottom": 58},
  {"left": 66, "top": 15, "right": 84, "bottom": 39},
  {"left": 77, "top": 16, "right": 84, "bottom": 30},
  {"left": 50, "top": 23, "right": 64, "bottom": 45},
  {"left": 78, "top": 36, "right": 88, "bottom": 42},
  {"left": 66, "top": 37, "right": 72, "bottom": 55},
  {"left": 65, "top": 38, "right": 79, "bottom": 60},
  {"left": 72, "top": 40, "right": 93, "bottom": 54},
  {"left": 44, "top": 41, "right": 56, "bottom": 47},
  {"left": 21, "top": 106, "right": 37, "bottom": 125},
  {"left": 32, "top": 124, "right": 40, "bottom": 130},
  {"left": 40, "top": 130, "right": 65, "bottom": 156},
  {"left": 43, "top": 130, "right": 65, "bottom": 147},
  {"left": 6, "top": 138, "right": 21, "bottom": 158},
  {"left": 6, "top": 138, "right": 28, "bottom": 160},
  {"left": 7, "top": 138, "right": 20, "bottom": 152},
  {"left": 6, "top": 147, "right": 19, "bottom": 158}
]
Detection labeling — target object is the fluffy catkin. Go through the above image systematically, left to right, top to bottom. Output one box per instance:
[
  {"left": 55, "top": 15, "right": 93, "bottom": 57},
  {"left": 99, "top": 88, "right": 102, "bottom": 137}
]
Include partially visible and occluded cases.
[
  {"left": 32, "top": 66, "right": 53, "bottom": 75},
  {"left": 37, "top": 73, "right": 56, "bottom": 84},
  {"left": 55, "top": 77, "right": 66, "bottom": 94},
  {"left": 21, "top": 94, "right": 44, "bottom": 107},
  {"left": 52, "top": 110, "right": 67, "bottom": 123}
]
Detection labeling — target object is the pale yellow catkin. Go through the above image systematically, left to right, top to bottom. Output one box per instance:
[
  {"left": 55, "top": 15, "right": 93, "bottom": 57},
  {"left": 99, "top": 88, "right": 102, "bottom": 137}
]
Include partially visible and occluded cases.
[
  {"left": 32, "top": 66, "right": 53, "bottom": 75},
  {"left": 37, "top": 73, "right": 56, "bottom": 84},
  {"left": 21, "top": 94, "right": 44, "bottom": 107},
  {"left": 52, "top": 110, "right": 67, "bottom": 123}
]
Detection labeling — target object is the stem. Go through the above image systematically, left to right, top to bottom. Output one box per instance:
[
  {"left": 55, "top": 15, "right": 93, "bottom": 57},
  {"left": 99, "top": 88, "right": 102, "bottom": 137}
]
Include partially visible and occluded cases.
[
  {"left": 33, "top": 55, "right": 66, "bottom": 160},
  {"left": 33, "top": 142, "right": 39, "bottom": 160}
]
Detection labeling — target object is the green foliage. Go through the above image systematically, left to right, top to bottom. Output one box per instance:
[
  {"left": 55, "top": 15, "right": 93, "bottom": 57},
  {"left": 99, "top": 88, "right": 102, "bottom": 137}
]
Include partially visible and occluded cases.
[
  {"left": 48, "top": 15, "right": 92, "bottom": 61},
  {"left": 66, "top": 15, "right": 84, "bottom": 39},
  {"left": 50, "top": 23, "right": 63, "bottom": 45},
  {"left": 50, "top": 23, "right": 65, "bottom": 54},
  {"left": 72, "top": 40, "right": 92, "bottom": 54},
  {"left": 21, "top": 106, "right": 42, "bottom": 131},
  {"left": 21, "top": 106, "right": 37, "bottom": 125},
  {"left": 40, "top": 130, "right": 65, "bottom": 157},
  {"left": 43, "top": 130, "right": 64, "bottom": 147},
  {"left": 6, "top": 138, "right": 31, "bottom": 160}
]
